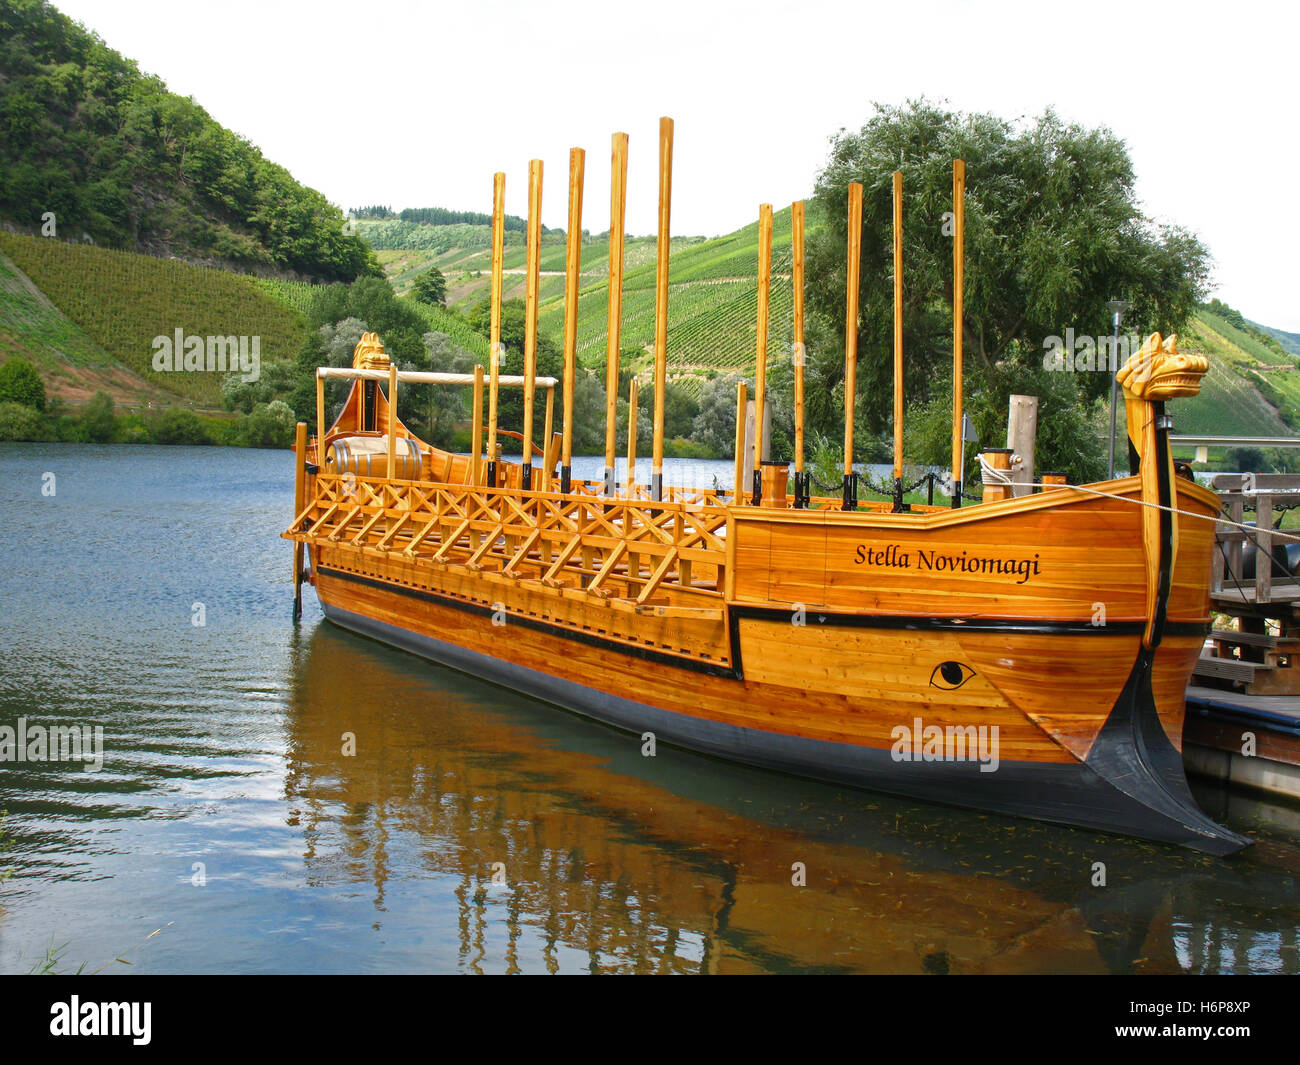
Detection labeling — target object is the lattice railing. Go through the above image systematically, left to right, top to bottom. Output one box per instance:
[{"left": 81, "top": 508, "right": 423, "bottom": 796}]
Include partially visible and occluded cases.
[{"left": 287, "top": 476, "right": 729, "bottom": 606}]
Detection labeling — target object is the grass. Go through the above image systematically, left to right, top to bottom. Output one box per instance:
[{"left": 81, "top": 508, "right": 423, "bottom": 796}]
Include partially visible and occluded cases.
[
  {"left": 372, "top": 207, "right": 803, "bottom": 393},
  {"left": 0, "top": 232, "right": 308, "bottom": 407},
  {"left": 1173, "top": 313, "right": 1295, "bottom": 436}
]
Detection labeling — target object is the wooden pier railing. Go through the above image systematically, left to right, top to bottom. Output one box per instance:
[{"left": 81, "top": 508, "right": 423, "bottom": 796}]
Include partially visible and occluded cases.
[
  {"left": 1197, "top": 473, "right": 1300, "bottom": 695},
  {"left": 1209, "top": 473, "right": 1300, "bottom": 612}
]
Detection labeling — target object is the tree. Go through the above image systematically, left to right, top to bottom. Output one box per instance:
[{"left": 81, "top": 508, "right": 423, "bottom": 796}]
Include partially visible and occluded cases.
[
  {"left": 805, "top": 100, "right": 1211, "bottom": 457},
  {"left": 412, "top": 266, "right": 447, "bottom": 306},
  {"left": 467, "top": 298, "right": 562, "bottom": 443},
  {"left": 0, "top": 357, "right": 46, "bottom": 411},
  {"left": 692, "top": 374, "right": 745, "bottom": 457},
  {"left": 83, "top": 390, "right": 116, "bottom": 442},
  {"left": 148, "top": 407, "right": 210, "bottom": 445}
]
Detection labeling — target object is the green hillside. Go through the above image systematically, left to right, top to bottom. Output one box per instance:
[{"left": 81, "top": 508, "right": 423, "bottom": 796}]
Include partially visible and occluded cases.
[
  {"left": 0, "top": 1, "right": 377, "bottom": 280},
  {"left": 367, "top": 209, "right": 803, "bottom": 395},
  {"left": 365, "top": 211, "right": 1300, "bottom": 425},
  {"left": 0, "top": 231, "right": 307, "bottom": 407},
  {"left": 0, "top": 246, "right": 179, "bottom": 408},
  {"left": 1174, "top": 314, "right": 1293, "bottom": 436},
  {"left": 1249, "top": 319, "right": 1300, "bottom": 358}
]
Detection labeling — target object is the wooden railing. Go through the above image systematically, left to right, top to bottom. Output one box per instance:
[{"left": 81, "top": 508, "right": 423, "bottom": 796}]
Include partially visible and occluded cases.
[
  {"left": 1210, "top": 473, "right": 1300, "bottom": 609},
  {"left": 288, "top": 475, "right": 730, "bottom": 608}
]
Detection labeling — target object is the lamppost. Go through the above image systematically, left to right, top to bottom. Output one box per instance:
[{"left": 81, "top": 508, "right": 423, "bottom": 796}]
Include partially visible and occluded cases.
[{"left": 1106, "top": 298, "right": 1132, "bottom": 479}]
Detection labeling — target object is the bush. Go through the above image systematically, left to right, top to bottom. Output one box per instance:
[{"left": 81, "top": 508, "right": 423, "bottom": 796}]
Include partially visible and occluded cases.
[
  {"left": 0, "top": 358, "right": 47, "bottom": 411},
  {"left": 83, "top": 392, "right": 117, "bottom": 442},
  {"left": 239, "top": 400, "right": 296, "bottom": 448},
  {"left": 0, "top": 401, "right": 54, "bottom": 441},
  {"left": 148, "top": 407, "right": 211, "bottom": 445}
]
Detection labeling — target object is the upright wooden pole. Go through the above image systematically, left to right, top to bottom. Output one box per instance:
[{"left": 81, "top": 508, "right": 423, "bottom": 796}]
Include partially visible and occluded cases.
[
  {"left": 651, "top": 116, "right": 673, "bottom": 502},
  {"left": 604, "top": 133, "right": 629, "bottom": 496},
  {"left": 561, "top": 147, "right": 585, "bottom": 494},
  {"left": 522, "top": 159, "right": 543, "bottom": 490},
  {"left": 951, "top": 159, "right": 966, "bottom": 508},
  {"left": 892, "top": 170, "right": 906, "bottom": 512},
  {"left": 487, "top": 172, "right": 505, "bottom": 488},
  {"left": 843, "top": 182, "right": 863, "bottom": 511},
  {"left": 792, "top": 200, "right": 807, "bottom": 508},
  {"left": 752, "top": 203, "right": 772, "bottom": 505},
  {"left": 386, "top": 362, "right": 398, "bottom": 477},
  {"left": 471, "top": 364, "right": 484, "bottom": 485},
  {"left": 315, "top": 374, "right": 325, "bottom": 467},
  {"left": 626, "top": 377, "right": 639, "bottom": 497},
  {"left": 733, "top": 380, "right": 747, "bottom": 505},
  {"left": 542, "top": 383, "right": 555, "bottom": 491},
  {"left": 1008, "top": 394, "right": 1037, "bottom": 498},
  {"left": 293, "top": 421, "right": 307, "bottom": 620}
]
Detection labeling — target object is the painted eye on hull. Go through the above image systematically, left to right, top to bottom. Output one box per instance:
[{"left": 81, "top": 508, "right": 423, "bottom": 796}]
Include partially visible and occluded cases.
[{"left": 930, "top": 661, "right": 976, "bottom": 690}]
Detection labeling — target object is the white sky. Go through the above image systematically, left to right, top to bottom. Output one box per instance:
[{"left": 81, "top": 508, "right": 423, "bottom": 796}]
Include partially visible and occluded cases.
[{"left": 51, "top": 0, "right": 1300, "bottom": 331}]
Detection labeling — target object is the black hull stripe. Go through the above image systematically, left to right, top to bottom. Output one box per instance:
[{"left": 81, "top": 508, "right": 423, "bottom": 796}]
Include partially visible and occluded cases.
[
  {"left": 316, "top": 563, "right": 1207, "bottom": 660},
  {"left": 729, "top": 604, "right": 1208, "bottom": 638}
]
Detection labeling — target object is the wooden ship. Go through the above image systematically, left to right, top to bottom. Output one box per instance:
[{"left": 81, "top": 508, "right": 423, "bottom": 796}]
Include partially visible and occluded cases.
[{"left": 284, "top": 119, "right": 1250, "bottom": 855}]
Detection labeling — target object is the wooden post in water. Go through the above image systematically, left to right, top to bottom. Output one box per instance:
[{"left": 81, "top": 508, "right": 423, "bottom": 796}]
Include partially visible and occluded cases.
[
  {"left": 651, "top": 116, "right": 673, "bottom": 503},
  {"left": 604, "top": 133, "right": 629, "bottom": 496},
  {"left": 561, "top": 147, "right": 585, "bottom": 494},
  {"left": 522, "top": 159, "right": 543, "bottom": 490},
  {"left": 951, "top": 159, "right": 966, "bottom": 509},
  {"left": 892, "top": 170, "right": 907, "bottom": 513},
  {"left": 487, "top": 172, "right": 505, "bottom": 489},
  {"left": 843, "top": 182, "right": 863, "bottom": 511},
  {"left": 792, "top": 200, "right": 807, "bottom": 508},
  {"left": 752, "top": 203, "right": 772, "bottom": 506},
  {"left": 386, "top": 363, "right": 398, "bottom": 477},
  {"left": 471, "top": 364, "right": 484, "bottom": 486},
  {"left": 626, "top": 377, "right": 639, "bottom": 497},
  {"left": 733, "top": 380, "right": 747, "bottom": 505},
  {"left": 293, "top": 421, "right": 307, "bottom": 620}
]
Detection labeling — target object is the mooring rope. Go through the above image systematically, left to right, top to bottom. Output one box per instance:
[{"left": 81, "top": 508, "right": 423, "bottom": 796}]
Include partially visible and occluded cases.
[
  {"left": 976, "top": 451, "right": 1024, "bottom": 489},
  {"left": 1009, "top": 478, "right": 1300, "bottom": 546}
]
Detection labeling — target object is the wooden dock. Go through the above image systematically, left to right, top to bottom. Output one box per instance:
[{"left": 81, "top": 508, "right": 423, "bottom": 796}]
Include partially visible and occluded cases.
[
  {"left": 1185, "top": 473, "right": 1300, "bottom": 800},
  {"left": 1183, "top": 685, "right": 1300, "bottom": 800}
]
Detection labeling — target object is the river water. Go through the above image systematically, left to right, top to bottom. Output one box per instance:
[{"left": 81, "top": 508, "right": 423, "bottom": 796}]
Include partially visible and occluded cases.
[{"left": 0, "top": 442, "right": 1297, "bottom": 974}]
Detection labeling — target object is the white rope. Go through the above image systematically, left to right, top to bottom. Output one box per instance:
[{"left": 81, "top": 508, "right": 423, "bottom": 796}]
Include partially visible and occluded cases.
[
  {"left": 977, "top": 451, "right": 1023, "bottom": 487},
  {"left": 1008, "top": 478, "right": 1300, "bottom": 546}
]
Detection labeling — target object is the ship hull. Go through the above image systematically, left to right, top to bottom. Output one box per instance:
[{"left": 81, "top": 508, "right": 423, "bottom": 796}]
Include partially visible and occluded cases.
[{"left": 312, "top": 557, "right": 1249, "bottom": 855}]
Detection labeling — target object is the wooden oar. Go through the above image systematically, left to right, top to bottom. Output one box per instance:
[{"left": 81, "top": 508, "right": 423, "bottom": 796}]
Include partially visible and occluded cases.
[
  {"left": 651, "top": 117, "right": 673, "bottom": 502},
  {"left": 604, "top": 133, "right": 628, "bottom": 496},
  {"left": 561, "top": 147, "right": 585, "bottom": 494},
  {"left": 522, "top": 159, "right": 542, "bottom": 490},
  {"left": 951, "top": 159, "right": 966, "bottom": 508},
  {"left": 892, "top": 170, "right": 907, "bottom": 513},
  {"left": 487, "top": 172, "right": 505, "bottom": 488},
  {"left": 843, "top": 181, "right": 863, "bottom": 511},
  {"left": 792, "top": 200, "right": 807, "bottom": 508},
  {"left": 752, "top": 203, "right": 772, "bottom": 505},
  {"left": 626, "top": 377, "right": 639, "bottom": 497}
]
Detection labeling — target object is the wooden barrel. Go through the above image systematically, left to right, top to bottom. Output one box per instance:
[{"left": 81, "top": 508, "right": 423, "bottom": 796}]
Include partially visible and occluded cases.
[
  {"left": 327, "top": 435, "right": 422, "bottom": 480},
  {"left": 760, "top": 460, "right": 789, "bottom": 509},
  {"left": 1040, "top": 471, "right": 1069, "bottom": 491}
]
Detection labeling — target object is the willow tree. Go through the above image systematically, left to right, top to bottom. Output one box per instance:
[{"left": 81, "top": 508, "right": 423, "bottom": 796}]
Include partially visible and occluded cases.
[{"left": 803, "top": 100, "right": 1210, "bottom": 478}]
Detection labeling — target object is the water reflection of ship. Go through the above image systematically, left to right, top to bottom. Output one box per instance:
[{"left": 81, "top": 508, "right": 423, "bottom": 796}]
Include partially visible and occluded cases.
[{"left": 282, "top": 624, "right": 1300, "bottom": 974}]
